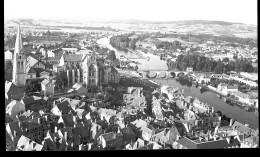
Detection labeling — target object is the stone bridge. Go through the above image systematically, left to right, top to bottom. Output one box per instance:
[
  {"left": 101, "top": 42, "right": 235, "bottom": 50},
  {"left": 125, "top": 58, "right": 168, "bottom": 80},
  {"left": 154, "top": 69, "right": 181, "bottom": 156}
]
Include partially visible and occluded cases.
[{"left": 137, "top": 70, "right": 190, "bottom": 79}]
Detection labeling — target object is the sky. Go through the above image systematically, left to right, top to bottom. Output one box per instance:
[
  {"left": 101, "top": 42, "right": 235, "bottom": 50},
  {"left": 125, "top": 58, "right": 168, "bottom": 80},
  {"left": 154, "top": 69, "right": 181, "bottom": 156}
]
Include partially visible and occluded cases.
[{"left": 4, "top": 0, "right": 257, "bottom": 25}]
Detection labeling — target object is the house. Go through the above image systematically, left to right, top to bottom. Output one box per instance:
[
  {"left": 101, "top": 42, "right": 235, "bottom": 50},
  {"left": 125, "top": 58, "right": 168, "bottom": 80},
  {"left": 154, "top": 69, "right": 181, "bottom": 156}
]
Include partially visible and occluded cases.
[
  {"left": 62, "top": 48, "right": 78, "bottom": 53},
  {"left": 5, "top": 50, "right": 13, "bottom": 60},
  {"left": 47, "top": 50, "right": 55, "bottom": 58},
  {"left": 25, "top": 56, "right": 46, "bottom": 73},
  {"left": 27, "top": 68, "right": 37, "bottom": 79},
  {"left": 40, "top": 71, "right": 53, "bottom": 80},
  {"left": 191, "top": 73, "right": 210, "bottom": 84},
  {"left": 41, "top": 79, "right": 54, "bottom": 96},
  {"left": 5, "top": 81, "right": 25, "bottom": 101},
  {"left": 71, "top": 83, "right": 87, "bottom": 94},
  {"left": 217, "top": 83, "right": 238, "bottom": 96},
  {"left": 231, "top": 91, "right": 250, "bottom": 104},
  {"left": 20, "top": 96, "right": 46, "bottom": 112},
  {"left": 6, "top": 100, "right": 26, "bottom": 121},
  {"left": 56, "top": 100, "right": 73, "bottom": 115},
  {"left": 232, "top": 121, "right": 254, "bottom": 136},
  {"left": 90, "top": 123, "right": 103, "bottom": 141},
  {"left": 139, "top": 126, "right": 154, "bottom": 142},
  {"left": 120, "top": 127, "right": 137, "bottom": 146},
  {"left": 97, "top": 132, "right": 123, "bottom": 149},
  {"left": 16, "top": 135, "right": 43, "bottom": 151},
  {"left": 174, "top": 136, "right": 240, "bottom": 149},
  {"left": 240, "top": 136, "right": 259, "bottom": 148}
]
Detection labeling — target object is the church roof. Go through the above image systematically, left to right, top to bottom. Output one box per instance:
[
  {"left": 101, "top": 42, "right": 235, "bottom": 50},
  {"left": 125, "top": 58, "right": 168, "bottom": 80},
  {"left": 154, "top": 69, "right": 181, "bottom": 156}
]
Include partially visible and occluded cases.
[
  {"left": 14, "top": 24, "right": 23, "bottom": 54},
  {"left": 63, "top": 54, "right": 84, "bottom": 62}
]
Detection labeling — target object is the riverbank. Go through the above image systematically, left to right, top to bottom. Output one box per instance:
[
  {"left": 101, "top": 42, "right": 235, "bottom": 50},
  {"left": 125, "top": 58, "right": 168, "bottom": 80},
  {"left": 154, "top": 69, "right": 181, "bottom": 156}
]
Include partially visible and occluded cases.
[
  {"left": 96, "top": 35, "right": 258, "bottom": 130},
  {"left": 151, "top": 78, "right": 259, "bottom": 129}
]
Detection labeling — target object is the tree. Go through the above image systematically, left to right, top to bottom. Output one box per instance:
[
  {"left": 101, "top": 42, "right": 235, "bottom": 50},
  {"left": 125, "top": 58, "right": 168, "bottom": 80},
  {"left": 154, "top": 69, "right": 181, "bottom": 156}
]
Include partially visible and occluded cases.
[
  {"left": 107, "top": 50, "right": 116, "bottom": 62},
  {"left": 222, "top": 57, "right": 229, "bottom": 62},
  {"left": 55, "top": 71, "right": 68, "bottom": 91}
]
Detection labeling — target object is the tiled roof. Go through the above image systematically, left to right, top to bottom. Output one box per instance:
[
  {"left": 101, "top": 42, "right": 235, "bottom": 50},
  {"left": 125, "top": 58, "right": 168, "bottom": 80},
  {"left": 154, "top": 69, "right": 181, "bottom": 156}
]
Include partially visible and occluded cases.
[
  {"left": 27, "top": 68, "right": 36, "bottom": 74},
  {"left": 41, "top": 79, "right": 50, "bottom": 86},
  {"left": 5, "top": 81, "right": 25, "bottom": 100},
  {"left": 227, "top": 86, "right": 238, "bottom": 89},
  {"left": 232, "top": 91, "right": 249, "bottom": 99},
  {"left": 56, "top": 100, "right": 72, "bottom": 115},
  {"left": 62, "top": 113, "right": 74, "bottom": 127},
  {"left": 232, "top": 121, "right": 254, "bottom": 134},
  {"left": 120, "top": 127, "right": 136, "bottom": 139},
  {"left": 101, "top": 132, "right": 116, "bottom": 142},
  {"left": 176, "top": 137, "right": 197, "bottom": 149}
]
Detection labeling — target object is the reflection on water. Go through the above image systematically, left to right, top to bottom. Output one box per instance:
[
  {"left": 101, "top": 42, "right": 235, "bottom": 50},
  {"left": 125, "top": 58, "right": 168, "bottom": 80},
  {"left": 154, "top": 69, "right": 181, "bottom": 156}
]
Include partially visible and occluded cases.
[{"left": 97, "top": 36, "right": 258, "bottom": 130}]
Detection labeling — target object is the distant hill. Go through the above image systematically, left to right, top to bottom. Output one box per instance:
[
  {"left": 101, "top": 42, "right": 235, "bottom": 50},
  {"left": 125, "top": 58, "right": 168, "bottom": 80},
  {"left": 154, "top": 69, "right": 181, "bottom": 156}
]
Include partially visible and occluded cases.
[{"left": 113, "top": 19, "right": 243, "bottom": 25}]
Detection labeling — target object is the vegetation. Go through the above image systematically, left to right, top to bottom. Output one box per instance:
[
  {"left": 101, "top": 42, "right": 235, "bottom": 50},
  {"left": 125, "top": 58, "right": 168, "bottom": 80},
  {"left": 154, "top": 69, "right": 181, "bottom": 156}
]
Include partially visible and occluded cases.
[
  {"left": 110, "top": 33, "right": 141, "bottom": 51},
  {"left": 168, "top": 54, "right": 257, "bottom": 73},
  {"left": 5, "top": 61, "right": 13, "bottom": 81},
  {"left": 55, "top": 71, "right": 68, "bottom": 92}
]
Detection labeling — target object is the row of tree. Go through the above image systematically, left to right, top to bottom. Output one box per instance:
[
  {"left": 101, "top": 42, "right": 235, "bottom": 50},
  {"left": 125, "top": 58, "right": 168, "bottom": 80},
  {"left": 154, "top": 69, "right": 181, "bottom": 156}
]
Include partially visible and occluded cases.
[
  {"left": 110, "top": 33, "right": 141, "bottom": 51},
  {"left": 167, "top": 54, "right": 257, "bottom": 73}
]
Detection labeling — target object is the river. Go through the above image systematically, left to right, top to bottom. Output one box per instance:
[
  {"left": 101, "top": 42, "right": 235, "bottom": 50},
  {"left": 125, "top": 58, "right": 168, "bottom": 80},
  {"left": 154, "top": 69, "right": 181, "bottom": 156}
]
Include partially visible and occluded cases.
[{"left": 97, "top": 36, "right": 259, "bottom": 130}]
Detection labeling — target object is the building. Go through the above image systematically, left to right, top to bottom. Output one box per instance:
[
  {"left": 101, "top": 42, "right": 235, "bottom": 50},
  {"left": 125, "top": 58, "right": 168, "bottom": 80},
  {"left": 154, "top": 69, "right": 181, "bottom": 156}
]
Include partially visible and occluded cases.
[
  {"left": 12, "top": 24, "right": 27, "bottom": 86},
  {"left": 5, "top": 50, "right": 13, "bottom": 60},
  {"left": 47, "top": 50, "right": 55, "bottom": 58},
  {"left": 41, "top": 79, "right": 54, "bottom": 96},
  {"left": 5, "top": 81, "right": 25, "bottom": 102},
  {"left": 217, "top": 83, "right": 238, "bottom": 96},
  {"left": 231, "top": 91, "right": 250, "bottom": 104},
  {"left": 97, "top": 132, "right": 123, "bottom": 149}
]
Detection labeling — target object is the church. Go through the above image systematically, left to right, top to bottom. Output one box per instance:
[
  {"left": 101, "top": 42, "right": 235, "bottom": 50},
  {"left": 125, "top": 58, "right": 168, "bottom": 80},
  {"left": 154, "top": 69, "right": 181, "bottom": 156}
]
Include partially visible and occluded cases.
[
  {"left": 11, "top": 24, "right": 119, "bottom": 89},
  {"left": 12, "top": 24, "right": 27, "bottom": 86}
]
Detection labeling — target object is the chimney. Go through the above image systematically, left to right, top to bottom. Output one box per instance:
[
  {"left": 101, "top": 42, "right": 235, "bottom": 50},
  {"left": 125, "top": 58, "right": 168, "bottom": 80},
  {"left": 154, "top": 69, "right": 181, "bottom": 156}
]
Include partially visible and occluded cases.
[
  {"left": 73, "top": 116, "right": 76, "bottom": 123},
  {"left": 229, "top": 119, "right": 233, "bottom": 126},
  {"left": 64, "top": 132, "right": 67, "bottom": 142},
  {"left": 113, "top": 132, "right": 116, "bottom": 139},
  {"left": 176, "top": 135, "right": 180, "bottom": 141},
  {"left": 226, "top": 137, "right": 230, "bottom": 144},
  {"left": 88, "top": 143, "right": 92, "bottom": 150},
  {"left": 79, "top": 144, "right": 82, "bottom": 151}
]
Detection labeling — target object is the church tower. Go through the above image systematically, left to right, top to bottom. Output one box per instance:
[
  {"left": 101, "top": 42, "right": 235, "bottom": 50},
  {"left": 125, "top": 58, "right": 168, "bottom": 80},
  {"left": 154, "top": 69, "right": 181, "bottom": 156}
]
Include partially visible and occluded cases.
[{"left": 12, "top": 24, "right": 26, "bottom": 86}]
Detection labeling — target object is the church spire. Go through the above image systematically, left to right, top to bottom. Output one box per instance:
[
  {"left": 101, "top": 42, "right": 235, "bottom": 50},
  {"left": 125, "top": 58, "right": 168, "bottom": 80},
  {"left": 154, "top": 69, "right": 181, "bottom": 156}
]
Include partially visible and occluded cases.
[{"left": 14, "top": 24, "right": 23, "bottom": 54}]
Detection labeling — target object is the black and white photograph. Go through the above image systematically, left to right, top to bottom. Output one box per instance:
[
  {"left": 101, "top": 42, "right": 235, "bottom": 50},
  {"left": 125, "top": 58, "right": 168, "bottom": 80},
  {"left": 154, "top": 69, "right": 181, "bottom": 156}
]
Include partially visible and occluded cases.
[{"left": 4, "top": 0, "right": 258, "bottom": 150}]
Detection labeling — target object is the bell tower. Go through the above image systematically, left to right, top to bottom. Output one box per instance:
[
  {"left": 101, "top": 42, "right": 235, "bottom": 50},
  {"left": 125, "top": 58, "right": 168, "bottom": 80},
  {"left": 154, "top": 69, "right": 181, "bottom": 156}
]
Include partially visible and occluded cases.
[{"left": 12, "top": 24, "right": 26, "bottom": 86}]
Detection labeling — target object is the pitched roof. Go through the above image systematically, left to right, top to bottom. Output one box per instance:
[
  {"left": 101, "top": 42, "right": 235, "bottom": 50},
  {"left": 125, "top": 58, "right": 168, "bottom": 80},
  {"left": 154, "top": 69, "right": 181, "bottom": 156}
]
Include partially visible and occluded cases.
[
  {"left": 63, "top": 54, "right": 84, "bottom": 62},
  {"left": 27, "top": 68, "right": 36, "bottom": 74},
  {"left": 41, "top": 79, "right": 50, "bottom": 86},
  {"left": 5, "top": 81, "right": 25, "bottom": 99},
  {"left": 227, "top": 86, "right": 238, "bottom": 89},
  {"left": 232, "top": 91, "right": 249, "bottom": 99},
  {"left": 56, "top": 100, "right": 71, "bottom": 115},
  {"left": 62, "top": 113, "right": 74, "bottom": 127},
  {"left": 232, "top": 121, "right": 254, "bottom": 134},
  {"left": 120, "top": 127, "right": 136, "bottom": 139},
  {"left": 101, "top": 132, "right": 122, "bottom": 142},
  {"left": 176, "top": 137, "right": 197, "bottom": 149}
]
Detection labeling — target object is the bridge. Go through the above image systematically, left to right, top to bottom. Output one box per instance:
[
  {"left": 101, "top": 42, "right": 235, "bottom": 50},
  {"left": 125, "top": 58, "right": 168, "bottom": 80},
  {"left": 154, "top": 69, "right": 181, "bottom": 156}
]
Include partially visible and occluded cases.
[{"left": 137, "top": 69, "right": 191, "bottom": 79}]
